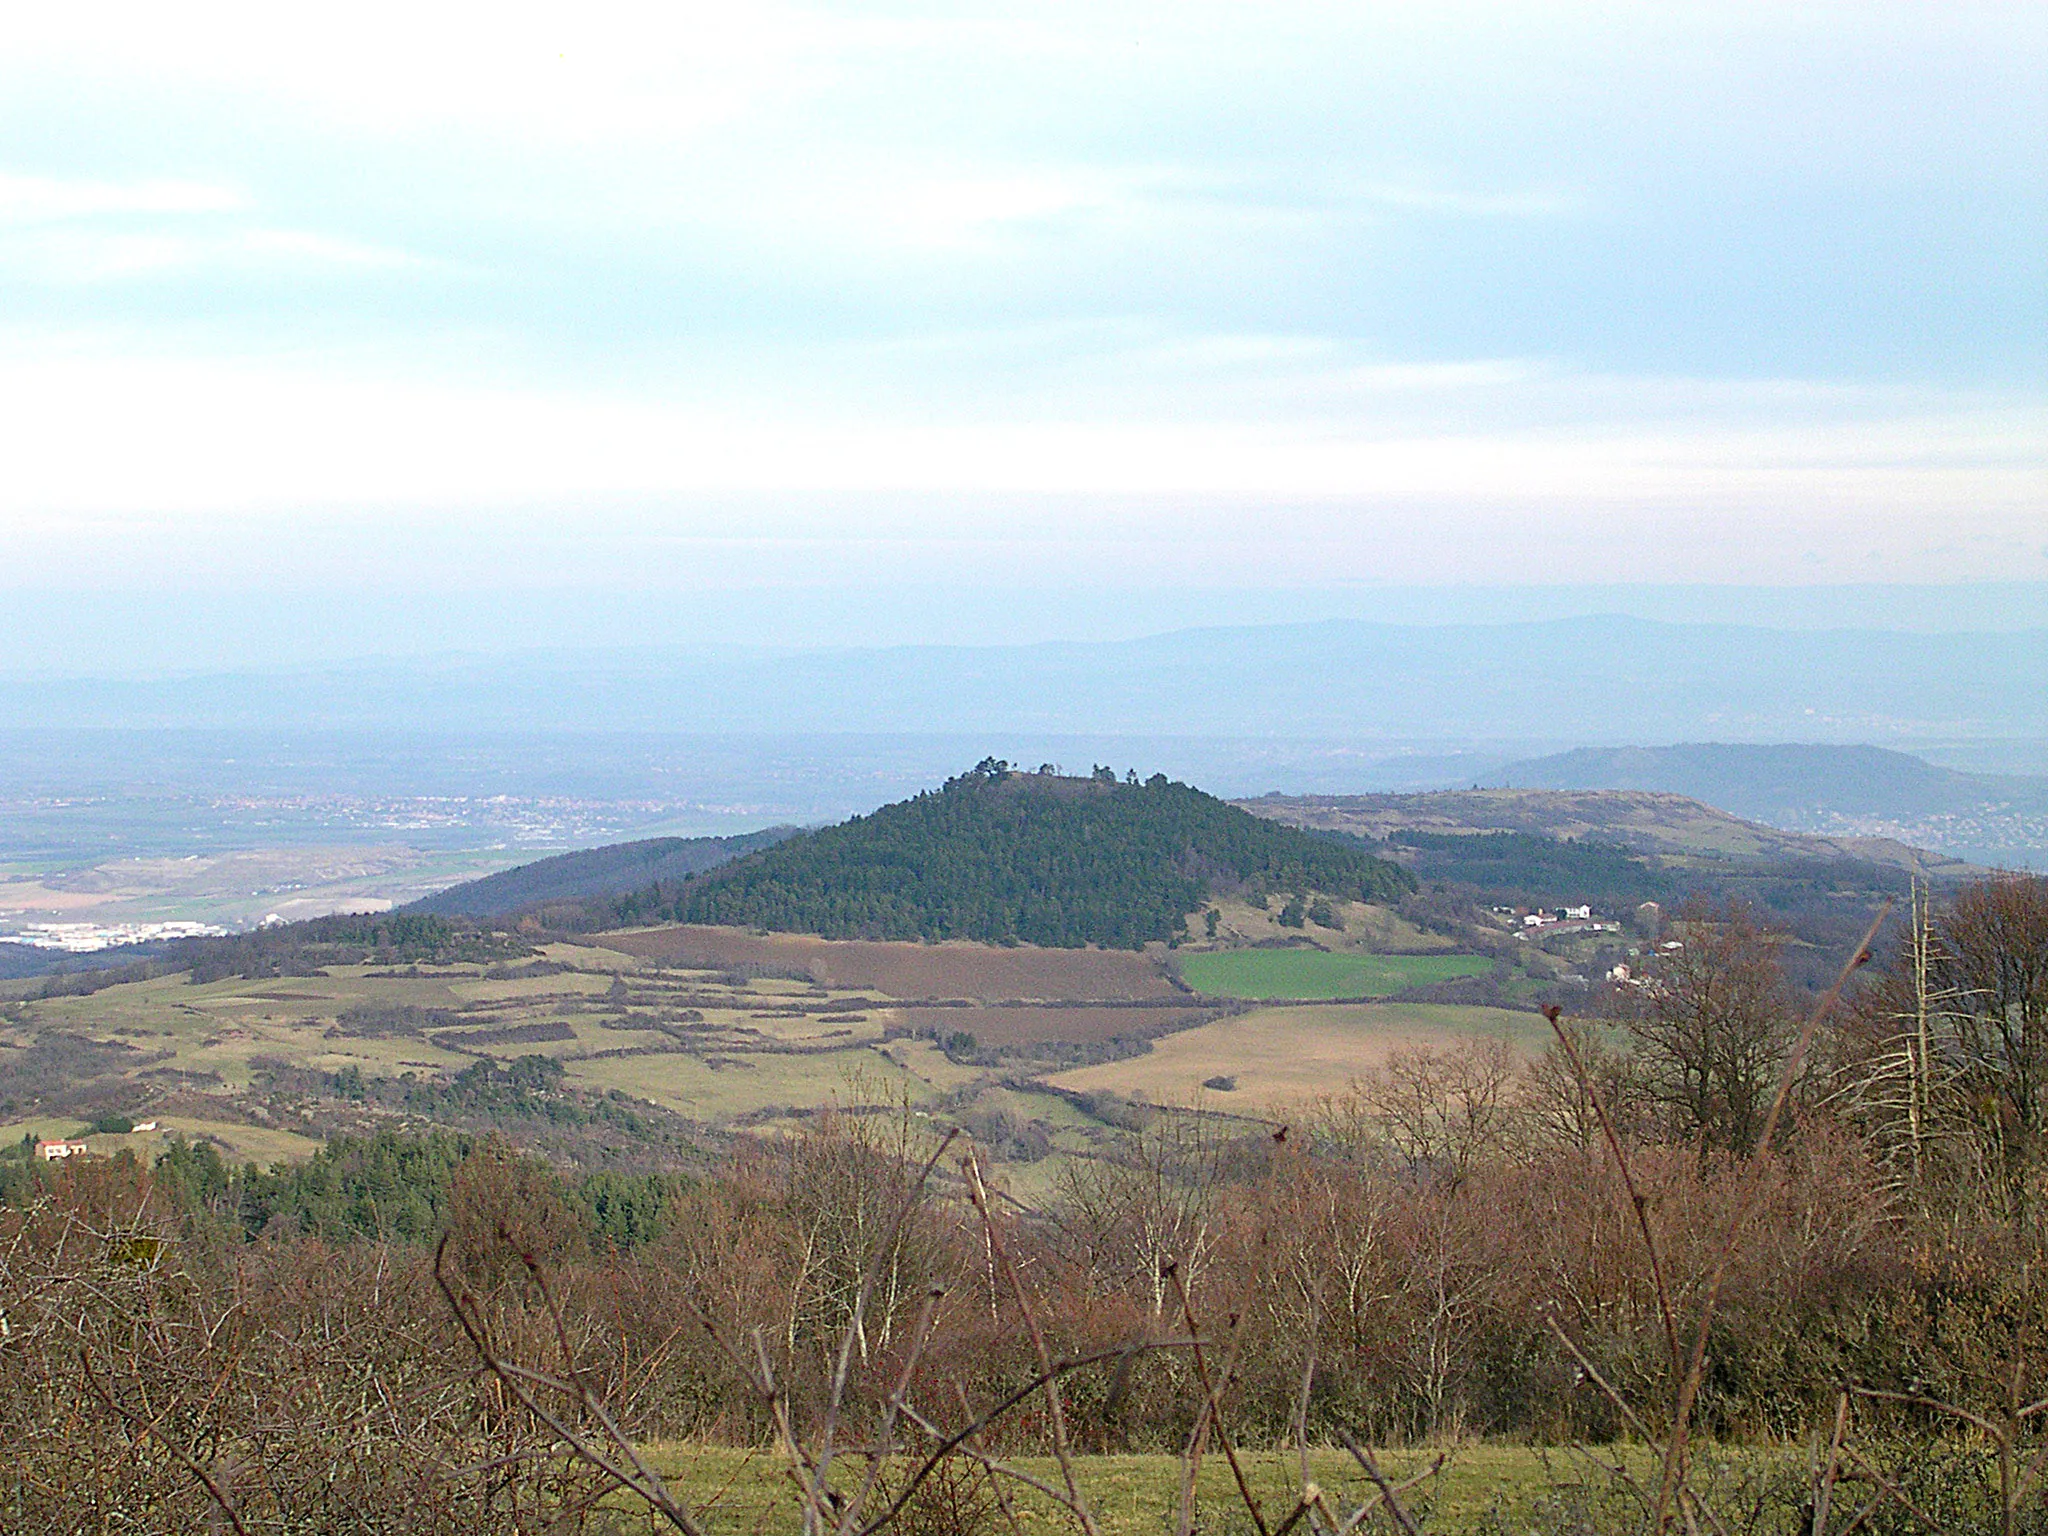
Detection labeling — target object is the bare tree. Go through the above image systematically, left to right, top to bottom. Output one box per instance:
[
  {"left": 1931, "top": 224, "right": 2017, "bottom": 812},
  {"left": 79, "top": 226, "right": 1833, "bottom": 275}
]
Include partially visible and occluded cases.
[
  {"left": 1940, "top": 875, "right": 2048, "bottom": 1200},
  {"left": 1828, "top": 877, "right": 1979, "bottom": 1197},
  {"left": 1613, "top": 899, "right": 1795, "bottom": 1154},
  {"left": 1523, "top": 1016, "right": 1647, "bottom": 1152},
  {"left": 1347, "top": 1038, "right": 1522, "bottom": 1186},
  {"left": 1053, "top": 1111, "right": 1233, "bottom": 1318}
]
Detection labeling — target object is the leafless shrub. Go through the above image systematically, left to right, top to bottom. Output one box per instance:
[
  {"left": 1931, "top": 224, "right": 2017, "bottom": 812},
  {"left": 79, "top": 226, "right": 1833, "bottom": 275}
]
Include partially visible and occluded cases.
[{"left": 0, "top": 1162, "right": 596, "bottom": 1533}]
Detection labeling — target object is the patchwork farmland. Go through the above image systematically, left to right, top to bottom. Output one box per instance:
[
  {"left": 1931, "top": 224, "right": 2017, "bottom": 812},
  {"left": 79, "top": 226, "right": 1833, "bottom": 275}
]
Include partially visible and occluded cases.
[{"left": 1, "top": 914, "right": 1523, "bottom": 1177}]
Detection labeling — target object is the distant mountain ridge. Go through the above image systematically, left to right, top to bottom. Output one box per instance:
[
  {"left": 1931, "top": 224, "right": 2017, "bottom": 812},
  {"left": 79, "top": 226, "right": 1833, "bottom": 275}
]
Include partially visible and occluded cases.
[
  {"left": 6, "top": 619, "right": 2041, "bottom": 740},
  {"left": 1496, "top": 743, "right": 2047, "bottom": 817},
  {"left": 1241, "top": 787, "right": 1984, "bottom": 881},
  {"left": 408, "top": 829, "right": 794, "bottom": 919}
]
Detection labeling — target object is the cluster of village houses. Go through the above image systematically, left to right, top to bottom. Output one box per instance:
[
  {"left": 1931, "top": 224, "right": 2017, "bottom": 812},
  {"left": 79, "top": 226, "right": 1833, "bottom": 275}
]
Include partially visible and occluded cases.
[
  {"left": 1488, "top": 900, "right": 1684, "bottom": 986},
  {"left": 1499, "top": 900, "right": 1672, "bottom": 936},
  {"left": 1497, "top": 903, "right": 1624, "bottom": 935},
  {"left": 1521, "top": 904, "right": 1597, "bottom": 928},
  {"left": 33, "top": 1121, "right": 158, "bottom": 1161}
]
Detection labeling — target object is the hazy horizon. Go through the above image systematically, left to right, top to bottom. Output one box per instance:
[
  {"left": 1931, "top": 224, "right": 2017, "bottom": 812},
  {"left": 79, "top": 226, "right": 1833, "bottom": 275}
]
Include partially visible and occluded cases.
[{"left": 0, "top": 582, "right": 2043, "bottom": 680}]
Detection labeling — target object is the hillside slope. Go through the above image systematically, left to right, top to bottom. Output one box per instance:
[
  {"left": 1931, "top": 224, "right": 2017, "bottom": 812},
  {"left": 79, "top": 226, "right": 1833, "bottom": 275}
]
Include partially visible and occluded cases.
[
  {"left": 1497, "top": 742, "right": 2047, "bottom": 819},
  {"left": 1492, "top": 743, "right": 2048, "bottom": 869},
  {"left": 662, "top": 763, "right": 1415, "bottom": 948},
  {"left": 1242, "top": 788, "right": 1981, "bottom": 880},
  {"left": 407, "top": 829, "right": 794, "bottom": 919}
]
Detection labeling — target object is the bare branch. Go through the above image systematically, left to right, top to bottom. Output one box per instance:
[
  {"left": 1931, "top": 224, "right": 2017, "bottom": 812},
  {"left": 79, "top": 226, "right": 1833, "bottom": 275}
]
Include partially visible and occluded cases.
[
  {"left": 1656, "top": 905, "right": 1892, "bottom": 1531},
  {"left": 1543, "top": 1008, "right": 1684, "bottom": 1377},
  {"left": 813, "top": 1128, "right": 960, "bottom": 1513},
  {"left": 963, "top": 1148, "right": 1101, "bottom": 1536},
  {"left": 433, "top": 1233, "right": 711, "bottom": 1536},
  {"left": 1168, "top": 1263, "right": 1269, "bottom": 1536},
  {"left": 837, "top": 1285, "right": 945, "bottom": 1536},
  {"left": 1545, "top": 1313, "right": 1656, "bottom": 1444},
  {"left": 856, "top": 1339, "right": 1198, "bottom": 1535},
  {"left": 79, "top": 1347, "right": 253, "bottom": 1536},
  {"left": 1812, "top": 1391, "right": 1849, "bottom": 1536},
  {"left": 1332, "top": 1426, "right": 1428, "bottom": 1536},
  {"left": 1839, "top": 1444, "right": 1948, "bottom": 1536},
  {"left": 1330, "top": 1452, "right": 1445, "bottom": 1535}
]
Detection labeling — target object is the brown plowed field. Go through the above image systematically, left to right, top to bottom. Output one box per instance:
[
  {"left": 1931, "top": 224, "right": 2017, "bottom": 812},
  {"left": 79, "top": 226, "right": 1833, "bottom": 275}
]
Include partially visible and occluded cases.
[
  {"left": 592, "top": 926, "right": 1177, "bottom": 1002},
  {"left": 892, "top": 1005, "right": 1213, "bottom": 1045}
]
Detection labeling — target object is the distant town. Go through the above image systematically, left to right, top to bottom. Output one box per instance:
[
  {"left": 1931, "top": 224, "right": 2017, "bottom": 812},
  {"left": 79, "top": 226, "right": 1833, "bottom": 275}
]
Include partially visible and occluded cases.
[{"left": 0, "top": 919, "right": 227, "bottom": 952}]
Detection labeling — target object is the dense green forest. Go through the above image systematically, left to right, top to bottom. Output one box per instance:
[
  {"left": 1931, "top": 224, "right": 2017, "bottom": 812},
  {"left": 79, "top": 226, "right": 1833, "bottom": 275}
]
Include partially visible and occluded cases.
[
  {"left": 644, "top": 763, "right": 1414, "bottom": 948},
  {"left": 1386, "top": 829, "right": 1678, "bottom": 905},
  {"left": 3, "top": 1128, "right": 691, "bottom": 1249}
]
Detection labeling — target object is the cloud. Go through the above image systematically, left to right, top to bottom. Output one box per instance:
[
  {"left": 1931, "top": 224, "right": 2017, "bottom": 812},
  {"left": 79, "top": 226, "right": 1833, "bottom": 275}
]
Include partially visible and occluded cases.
[
  {"left": 0, "top": 1, "right": 2037, "bottom": 621},
  {"left": 4, "top": 2, "right": 876, "bottom": 142},
  {"left": 0, "top": 170, "right": 423, "bottom": 283},
  {"left": 0, "top": 173, "right": 246, "bottom": 224},
  {"left": 1346, "top": 180, "right": 1582, "bottom": 218},
  {"left": 0, "top": 226, "right": 428, "bottom": 283},
  {"left": 0, "top": 341, "right": 2035, "bottom": 526}
]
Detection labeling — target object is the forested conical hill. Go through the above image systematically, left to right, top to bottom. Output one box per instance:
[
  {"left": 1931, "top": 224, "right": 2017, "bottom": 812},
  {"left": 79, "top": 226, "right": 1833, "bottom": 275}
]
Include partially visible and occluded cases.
[{"left": 661, "top": 762, "right": 1415, "bottom": 948}]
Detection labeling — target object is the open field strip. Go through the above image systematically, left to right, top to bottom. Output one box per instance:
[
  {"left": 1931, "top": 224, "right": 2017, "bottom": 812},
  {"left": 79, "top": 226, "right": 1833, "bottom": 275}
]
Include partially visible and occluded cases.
[
  {"left": 2, "top": 924, "right": 1550, "bottom": 1177},
  {"left": 590, "top": 926, "right": 1179, "bottom": 1001},
  {"left": 1180, "top": 948, "right": 1492, "bottom": 1000},
  {"left": 1049, "top": 1002, "right": 1546, "bottom": 1109},
  {"left": 566, "top": 1043, "right": 926, "bottom": 1121},
  {"left": 631, "top": 1444, "right": 1673, "bottom": 1533}
]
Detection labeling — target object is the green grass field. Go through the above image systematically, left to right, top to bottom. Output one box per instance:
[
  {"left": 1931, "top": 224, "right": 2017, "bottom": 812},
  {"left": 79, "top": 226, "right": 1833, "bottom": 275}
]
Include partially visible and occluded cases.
[
  {"left": 1181, "top": 948, "right": 1492, "bottom": 1000},
  {"left": 618, "top": 1441, "right": 1744, "bottom": 1536},
  {"left": 627, "top": 1444, "right": 1697, "bottom": 1533}
]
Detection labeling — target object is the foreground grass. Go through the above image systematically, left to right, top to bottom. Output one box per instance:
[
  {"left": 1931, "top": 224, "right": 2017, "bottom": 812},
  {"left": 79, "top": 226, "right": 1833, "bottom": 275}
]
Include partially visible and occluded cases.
[{"left": 634, "top": 1444, "right": 1654, "bottom": 1533}]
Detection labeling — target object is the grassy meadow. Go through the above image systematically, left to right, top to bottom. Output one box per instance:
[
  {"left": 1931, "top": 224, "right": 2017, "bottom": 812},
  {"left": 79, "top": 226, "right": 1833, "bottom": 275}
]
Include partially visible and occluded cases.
[
  {"left": 1180, "top": 947, "right": 1492, "bottom": 999},
  {"left": 627, "top": 1443, "right": 1683, "bottom": 1534}
]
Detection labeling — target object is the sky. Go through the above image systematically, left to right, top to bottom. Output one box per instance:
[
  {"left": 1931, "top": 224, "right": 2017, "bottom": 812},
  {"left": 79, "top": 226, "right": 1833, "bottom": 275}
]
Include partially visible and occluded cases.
[{"left": 1, "top": 1, "right": 2044, "bottom": 667}]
